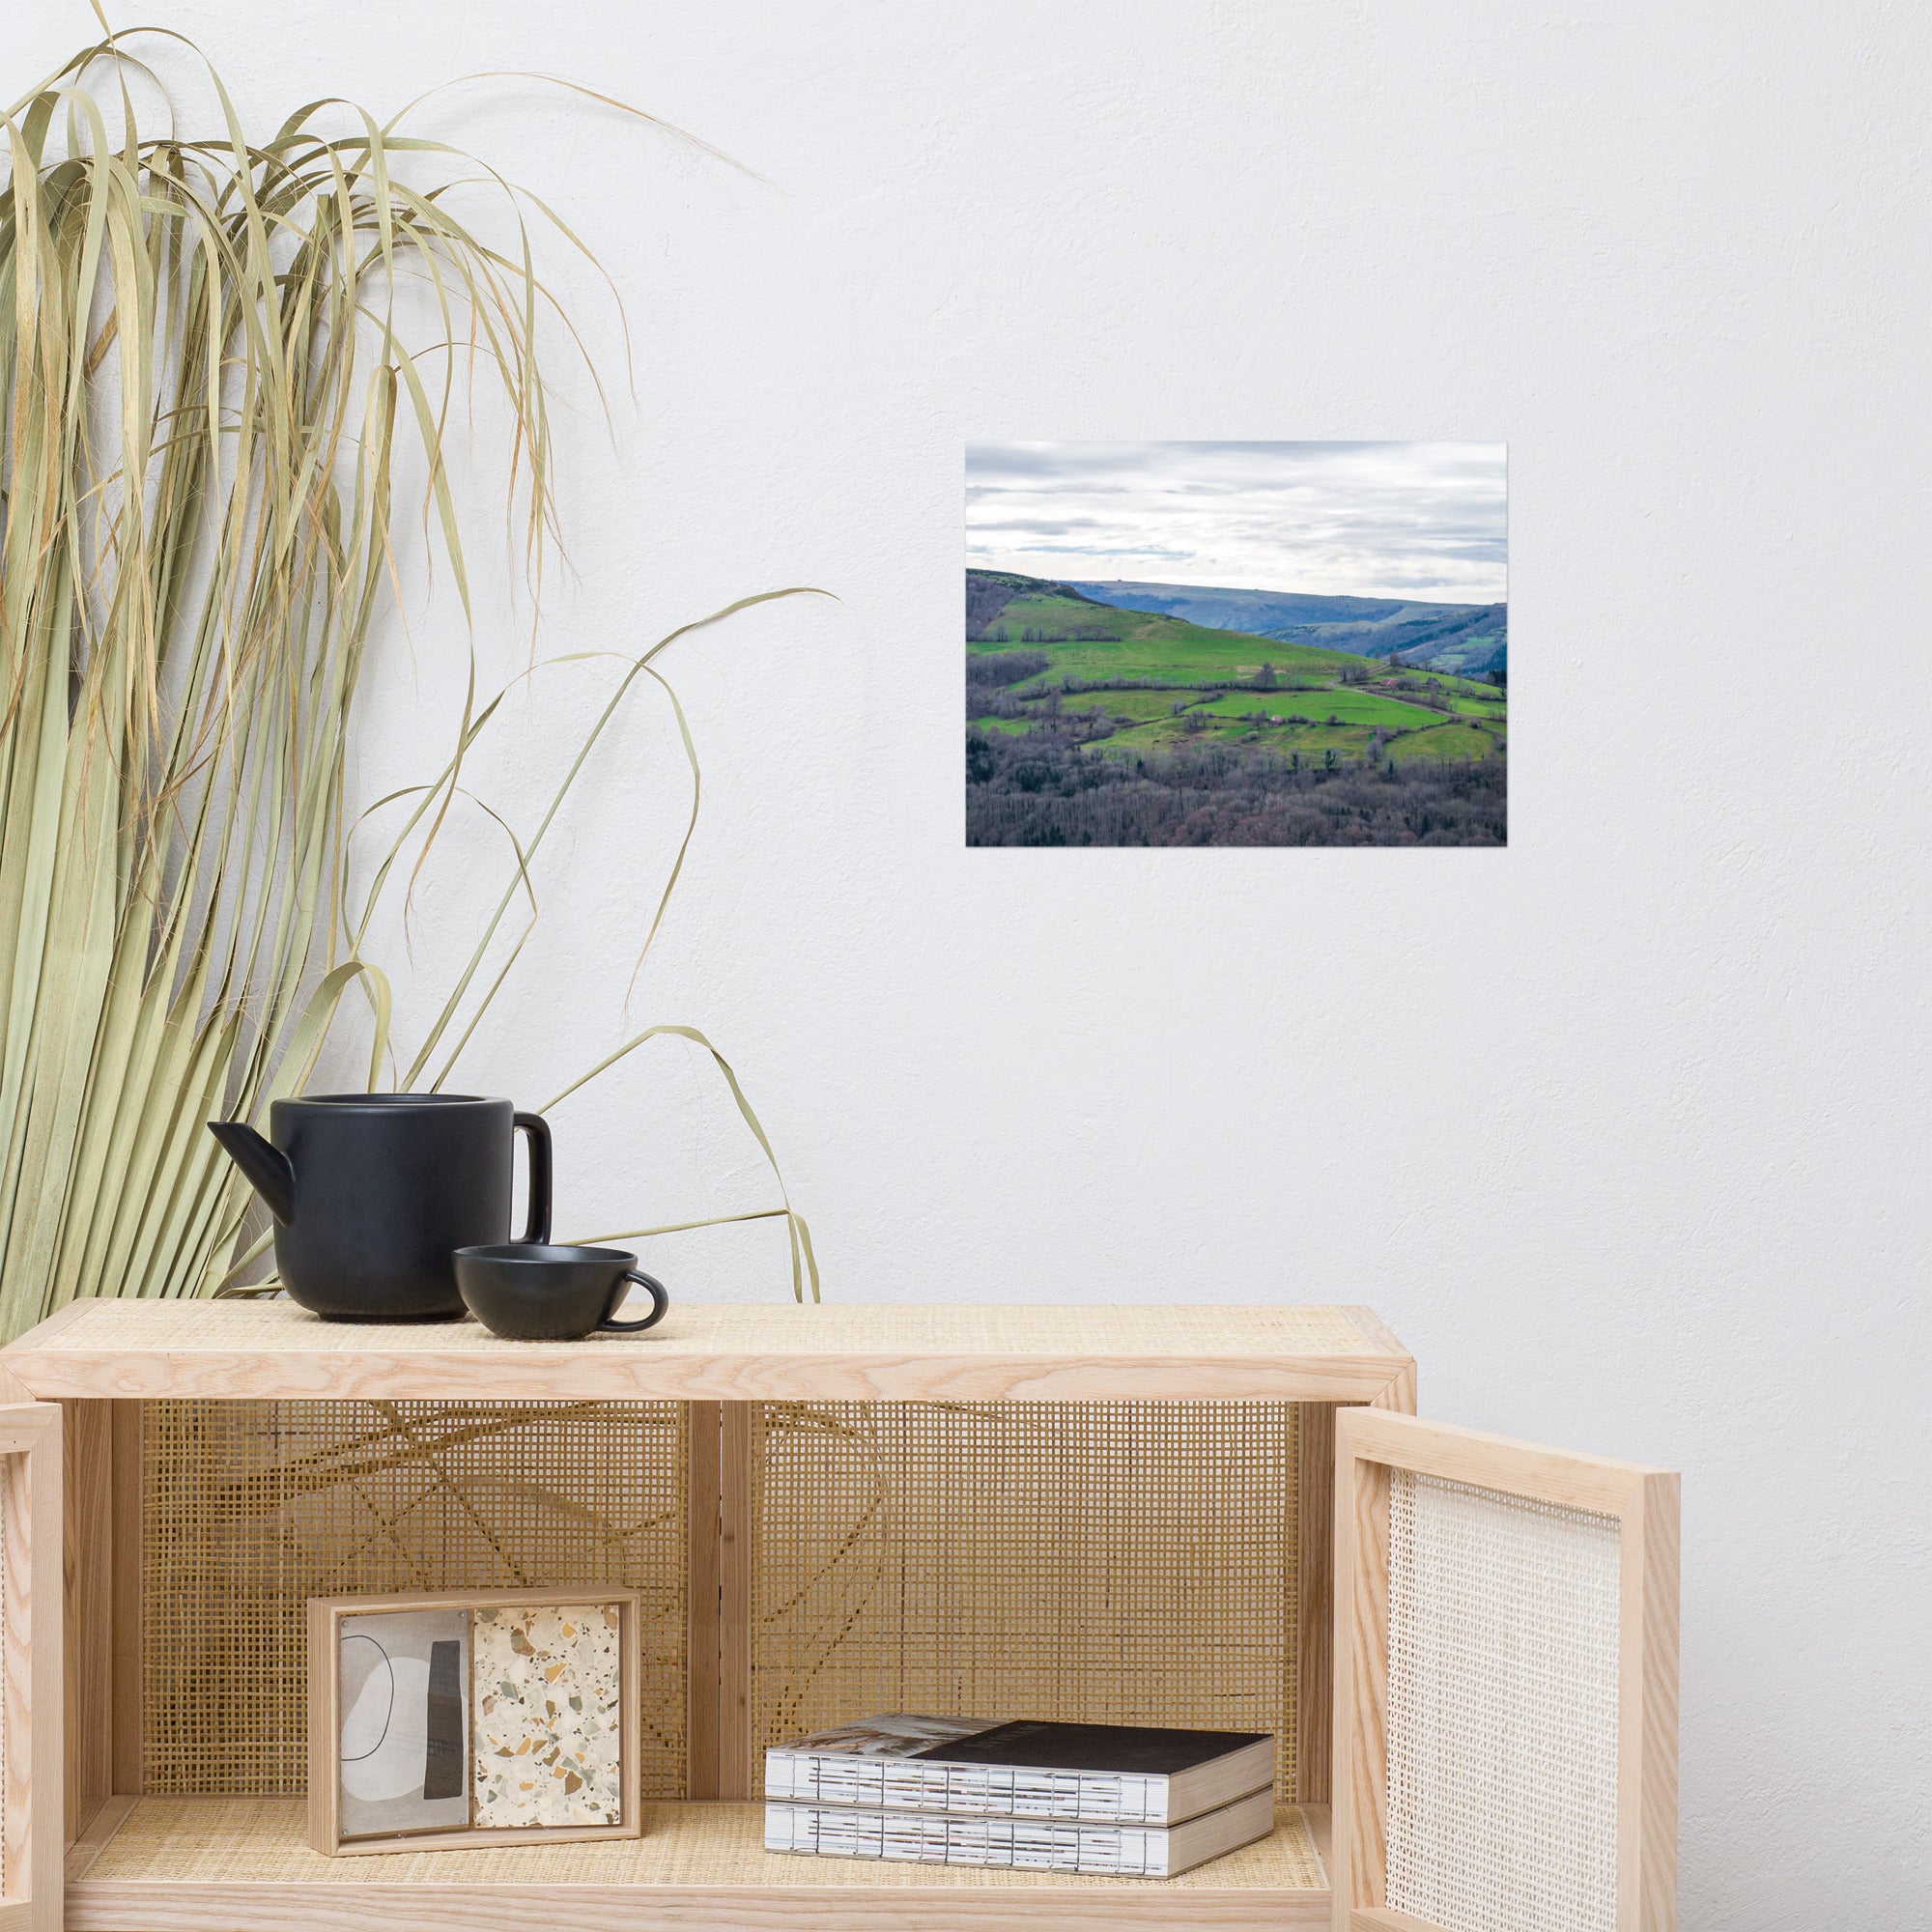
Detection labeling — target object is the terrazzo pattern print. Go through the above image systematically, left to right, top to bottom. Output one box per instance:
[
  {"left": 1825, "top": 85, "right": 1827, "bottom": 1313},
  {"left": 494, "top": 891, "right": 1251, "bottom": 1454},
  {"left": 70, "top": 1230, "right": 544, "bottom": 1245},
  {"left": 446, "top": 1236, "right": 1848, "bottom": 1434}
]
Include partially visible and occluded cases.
[{"left": 471, "top": 1603, "right": 624, "bottom": 1828}]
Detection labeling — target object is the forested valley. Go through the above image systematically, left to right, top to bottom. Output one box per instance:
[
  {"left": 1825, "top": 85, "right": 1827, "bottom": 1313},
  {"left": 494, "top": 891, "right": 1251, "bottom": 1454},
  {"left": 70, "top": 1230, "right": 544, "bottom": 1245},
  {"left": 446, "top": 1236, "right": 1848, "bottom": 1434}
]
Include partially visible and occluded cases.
[{"left": 967, "top": 729, "right": 1506, "bottom": 846}]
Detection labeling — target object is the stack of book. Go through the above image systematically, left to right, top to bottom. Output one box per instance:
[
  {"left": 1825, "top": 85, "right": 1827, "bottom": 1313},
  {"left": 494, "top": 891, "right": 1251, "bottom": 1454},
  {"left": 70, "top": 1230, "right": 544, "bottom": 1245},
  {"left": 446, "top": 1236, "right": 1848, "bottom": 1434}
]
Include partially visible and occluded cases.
[{"left": 763, "top": 1714, "right": 1277, "bottom": 1878}]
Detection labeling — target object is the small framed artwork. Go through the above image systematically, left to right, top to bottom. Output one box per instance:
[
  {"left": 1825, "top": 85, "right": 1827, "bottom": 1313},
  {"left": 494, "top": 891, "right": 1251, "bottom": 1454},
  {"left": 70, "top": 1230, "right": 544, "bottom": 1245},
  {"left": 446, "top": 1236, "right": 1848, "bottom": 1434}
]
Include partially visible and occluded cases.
[
  {"left": 965, "top": 441, "right": 1508, "bottom": 847},
  {"left": 306, "top": 1586, "right": 641, "bottom": 1855}
]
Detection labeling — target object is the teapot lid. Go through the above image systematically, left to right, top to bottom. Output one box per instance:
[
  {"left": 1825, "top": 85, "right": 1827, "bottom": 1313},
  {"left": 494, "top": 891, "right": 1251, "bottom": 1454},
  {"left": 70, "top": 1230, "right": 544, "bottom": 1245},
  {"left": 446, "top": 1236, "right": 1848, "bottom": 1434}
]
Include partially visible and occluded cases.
[{"left": 281, "top": 1092, "right": 507, "bottom": 1108}]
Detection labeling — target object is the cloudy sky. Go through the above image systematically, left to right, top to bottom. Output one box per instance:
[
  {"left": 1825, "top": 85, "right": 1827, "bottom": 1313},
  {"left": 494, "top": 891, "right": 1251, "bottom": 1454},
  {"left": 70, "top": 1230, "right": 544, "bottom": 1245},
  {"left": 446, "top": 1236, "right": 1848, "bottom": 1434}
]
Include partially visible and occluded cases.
[{"left": 965, "top": 441, "right": 1506, "bottom": 601}]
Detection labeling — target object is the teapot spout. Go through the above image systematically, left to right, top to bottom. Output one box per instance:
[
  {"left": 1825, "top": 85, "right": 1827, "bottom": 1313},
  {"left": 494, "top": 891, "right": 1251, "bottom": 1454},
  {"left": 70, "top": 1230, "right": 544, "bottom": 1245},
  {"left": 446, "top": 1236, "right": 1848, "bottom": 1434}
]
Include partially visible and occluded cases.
[{"left": 208, "top": 1120, "right": 296, "bottom": 1224}]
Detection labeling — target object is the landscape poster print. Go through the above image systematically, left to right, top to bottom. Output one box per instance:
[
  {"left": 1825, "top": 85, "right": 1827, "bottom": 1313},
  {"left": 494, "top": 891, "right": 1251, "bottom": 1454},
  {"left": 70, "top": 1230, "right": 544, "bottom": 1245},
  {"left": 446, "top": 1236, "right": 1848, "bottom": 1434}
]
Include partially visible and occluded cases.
[{"left": 965, "top": 442, "right": 1506, "bottom": 845}]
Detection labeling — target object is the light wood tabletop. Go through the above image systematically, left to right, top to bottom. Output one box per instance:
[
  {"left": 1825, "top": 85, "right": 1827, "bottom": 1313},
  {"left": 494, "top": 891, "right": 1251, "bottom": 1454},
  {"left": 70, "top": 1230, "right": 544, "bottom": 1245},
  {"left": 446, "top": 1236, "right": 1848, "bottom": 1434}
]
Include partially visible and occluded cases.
[{"left": 2, "top": 1297, "right": 1413, "bottom": 1404}]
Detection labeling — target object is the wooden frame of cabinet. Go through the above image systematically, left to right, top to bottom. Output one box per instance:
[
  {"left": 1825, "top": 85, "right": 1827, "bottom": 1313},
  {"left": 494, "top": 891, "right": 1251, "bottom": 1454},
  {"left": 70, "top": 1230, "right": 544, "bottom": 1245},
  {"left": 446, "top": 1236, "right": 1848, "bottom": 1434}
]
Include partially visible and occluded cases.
[{"left": 0, "top": 1400, "right": 62, "bottom": 1932}]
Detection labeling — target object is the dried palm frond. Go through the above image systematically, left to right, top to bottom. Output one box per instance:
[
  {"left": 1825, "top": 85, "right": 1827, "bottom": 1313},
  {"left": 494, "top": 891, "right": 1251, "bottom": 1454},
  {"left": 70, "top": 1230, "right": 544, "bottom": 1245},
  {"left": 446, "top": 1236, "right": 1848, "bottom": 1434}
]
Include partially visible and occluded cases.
[{"left": 0, "top": 28, "right": 817, "bottom": 1339}]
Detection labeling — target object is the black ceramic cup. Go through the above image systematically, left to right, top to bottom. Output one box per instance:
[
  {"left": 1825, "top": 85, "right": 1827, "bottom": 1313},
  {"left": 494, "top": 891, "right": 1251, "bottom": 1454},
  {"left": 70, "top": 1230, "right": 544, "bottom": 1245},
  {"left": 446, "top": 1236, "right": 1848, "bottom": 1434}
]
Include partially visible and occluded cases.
[{"left": 452, "top": 1243, "right": 669, "bottom": 1342}]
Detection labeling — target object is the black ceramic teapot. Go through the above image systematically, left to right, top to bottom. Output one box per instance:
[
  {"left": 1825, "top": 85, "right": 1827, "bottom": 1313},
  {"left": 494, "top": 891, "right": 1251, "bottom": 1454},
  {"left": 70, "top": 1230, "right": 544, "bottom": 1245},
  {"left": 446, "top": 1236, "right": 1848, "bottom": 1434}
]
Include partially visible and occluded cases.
[{"left": 209, "top": 1094, "right": 551, "bottom": 1321}]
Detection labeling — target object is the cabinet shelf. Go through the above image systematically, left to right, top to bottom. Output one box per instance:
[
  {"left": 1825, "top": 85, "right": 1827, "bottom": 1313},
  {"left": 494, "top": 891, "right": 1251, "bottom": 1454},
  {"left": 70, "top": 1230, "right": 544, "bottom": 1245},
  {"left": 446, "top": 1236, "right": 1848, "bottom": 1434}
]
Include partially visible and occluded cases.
[{"left": 65, "top": 1796, "right": 1333, "bottom": 1930}]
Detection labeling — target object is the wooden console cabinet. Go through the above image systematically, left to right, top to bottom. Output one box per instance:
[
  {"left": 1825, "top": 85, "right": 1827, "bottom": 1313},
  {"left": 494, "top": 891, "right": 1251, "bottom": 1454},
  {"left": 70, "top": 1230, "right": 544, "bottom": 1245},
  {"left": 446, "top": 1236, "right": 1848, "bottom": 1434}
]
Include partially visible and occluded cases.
[{"left": 0, "top": 1298, "right": 1674, "bottom": 1932}]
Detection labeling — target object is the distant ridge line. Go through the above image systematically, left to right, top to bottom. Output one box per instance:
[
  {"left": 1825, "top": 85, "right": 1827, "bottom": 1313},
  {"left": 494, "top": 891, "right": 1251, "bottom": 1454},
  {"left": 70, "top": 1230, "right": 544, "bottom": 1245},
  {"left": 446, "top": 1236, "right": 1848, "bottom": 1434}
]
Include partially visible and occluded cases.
[
  {"left": 1058, "top": 576, "right": 1506, "bottom": 672},
  {"left": 1073, "top": 576, "right": 1499, "bottom": 612}
]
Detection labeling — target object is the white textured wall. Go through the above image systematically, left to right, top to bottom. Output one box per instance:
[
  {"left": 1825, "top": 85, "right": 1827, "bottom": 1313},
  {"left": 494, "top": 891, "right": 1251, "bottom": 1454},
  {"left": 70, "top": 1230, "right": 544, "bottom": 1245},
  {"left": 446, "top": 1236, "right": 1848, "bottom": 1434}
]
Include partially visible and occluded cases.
[{"left": 17, "top": 3, "right": 1928, "bottom": 1920}]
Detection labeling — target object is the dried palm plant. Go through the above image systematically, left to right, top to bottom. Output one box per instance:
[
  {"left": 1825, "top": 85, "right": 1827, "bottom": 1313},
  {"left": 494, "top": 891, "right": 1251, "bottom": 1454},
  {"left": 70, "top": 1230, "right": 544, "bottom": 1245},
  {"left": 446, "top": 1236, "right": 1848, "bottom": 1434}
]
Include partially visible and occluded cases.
[{"left": 0, "top": 26, "right": 817, "bottom": 1340}]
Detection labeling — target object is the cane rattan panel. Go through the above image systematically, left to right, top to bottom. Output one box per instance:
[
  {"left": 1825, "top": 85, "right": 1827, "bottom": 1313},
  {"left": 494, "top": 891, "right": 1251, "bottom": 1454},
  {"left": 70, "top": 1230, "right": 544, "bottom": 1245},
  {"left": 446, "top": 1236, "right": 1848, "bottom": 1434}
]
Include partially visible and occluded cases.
[
  {"left": 142, "top": 1401, "right": 686, "bottom": 1797},
  {"left": 750, "top": 1401, "right": 1301, "bottom": 1798},
  {"left": 1384, "top": 1469, "right": 1622, "bottom": 1932}
]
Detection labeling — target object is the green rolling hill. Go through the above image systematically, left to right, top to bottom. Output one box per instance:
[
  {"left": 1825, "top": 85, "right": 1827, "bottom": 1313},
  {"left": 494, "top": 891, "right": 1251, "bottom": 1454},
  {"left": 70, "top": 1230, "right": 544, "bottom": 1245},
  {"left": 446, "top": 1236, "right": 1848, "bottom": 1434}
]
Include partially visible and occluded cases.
[{"left": 966, "top": 569, "right": 1505, "bottom": 768}]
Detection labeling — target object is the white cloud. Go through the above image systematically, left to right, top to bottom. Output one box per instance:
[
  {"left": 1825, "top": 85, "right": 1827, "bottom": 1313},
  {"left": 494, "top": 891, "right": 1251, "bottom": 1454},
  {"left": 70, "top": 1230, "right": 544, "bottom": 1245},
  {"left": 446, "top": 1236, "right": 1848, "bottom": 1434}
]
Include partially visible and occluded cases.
[{"left": 964, "top": 441, "right": 1506, "bottom": 601}]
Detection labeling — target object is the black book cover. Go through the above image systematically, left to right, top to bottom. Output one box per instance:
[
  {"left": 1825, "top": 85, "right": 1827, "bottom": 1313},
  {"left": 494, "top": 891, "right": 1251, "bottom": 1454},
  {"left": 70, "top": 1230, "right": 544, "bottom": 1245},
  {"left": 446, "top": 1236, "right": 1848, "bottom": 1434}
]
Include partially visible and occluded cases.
[{"left": 910, "top": 1720, "right": 1268, "bottom": 1777}]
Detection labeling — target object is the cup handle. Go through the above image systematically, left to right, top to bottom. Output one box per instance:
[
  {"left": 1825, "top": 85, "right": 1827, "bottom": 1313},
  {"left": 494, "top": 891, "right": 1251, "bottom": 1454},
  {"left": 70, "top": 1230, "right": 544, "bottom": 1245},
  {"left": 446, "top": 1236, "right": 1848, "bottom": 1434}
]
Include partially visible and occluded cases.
[{"left": 600, "top": 1270, "right": 669, "bottom": 1334}]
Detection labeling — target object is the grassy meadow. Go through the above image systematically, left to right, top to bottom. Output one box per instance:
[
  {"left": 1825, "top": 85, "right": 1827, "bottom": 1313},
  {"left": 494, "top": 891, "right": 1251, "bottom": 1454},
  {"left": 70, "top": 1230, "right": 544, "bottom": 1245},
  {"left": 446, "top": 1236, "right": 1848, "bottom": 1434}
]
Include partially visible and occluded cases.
[{"left": 967, "top": 571, "right": 1506, "bottom": 774}]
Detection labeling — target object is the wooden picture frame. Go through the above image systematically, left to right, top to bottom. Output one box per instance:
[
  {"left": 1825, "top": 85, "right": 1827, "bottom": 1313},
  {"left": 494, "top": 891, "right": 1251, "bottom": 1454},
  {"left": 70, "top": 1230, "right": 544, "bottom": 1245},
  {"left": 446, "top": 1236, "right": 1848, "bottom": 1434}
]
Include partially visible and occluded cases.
[
  {"left": 1332, "top": 1408, "right": 1678, "bottom": 1932},
  {"left": 307, "top": 1586, "right": 642, "bottom": 1856}
]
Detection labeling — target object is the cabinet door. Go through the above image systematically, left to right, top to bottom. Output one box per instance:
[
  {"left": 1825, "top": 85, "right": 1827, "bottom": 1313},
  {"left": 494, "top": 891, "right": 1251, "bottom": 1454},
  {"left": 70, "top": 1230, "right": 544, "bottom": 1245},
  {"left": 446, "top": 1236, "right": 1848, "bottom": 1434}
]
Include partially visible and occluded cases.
[
  {"left": 0, "top": 1405, "right": 60, "bottom": 1932},
  {"left": 1333, "top": 1408, "right": 1677, "bottom": 1932}
]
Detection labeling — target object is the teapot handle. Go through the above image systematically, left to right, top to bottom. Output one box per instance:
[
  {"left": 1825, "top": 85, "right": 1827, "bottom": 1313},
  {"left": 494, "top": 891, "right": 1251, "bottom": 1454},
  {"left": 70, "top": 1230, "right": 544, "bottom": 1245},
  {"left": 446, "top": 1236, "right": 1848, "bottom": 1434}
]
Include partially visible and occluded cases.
[{"left": 513, "top": 1112, "right": 553, "bottom": 1244}]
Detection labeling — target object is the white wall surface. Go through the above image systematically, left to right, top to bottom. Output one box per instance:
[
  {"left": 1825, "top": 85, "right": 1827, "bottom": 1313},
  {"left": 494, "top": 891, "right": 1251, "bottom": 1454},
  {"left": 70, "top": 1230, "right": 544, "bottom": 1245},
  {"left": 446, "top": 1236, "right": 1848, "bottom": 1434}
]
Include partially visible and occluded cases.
[{"left": 14, "top": 3, "right": 1927, "bottom": 1921}]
